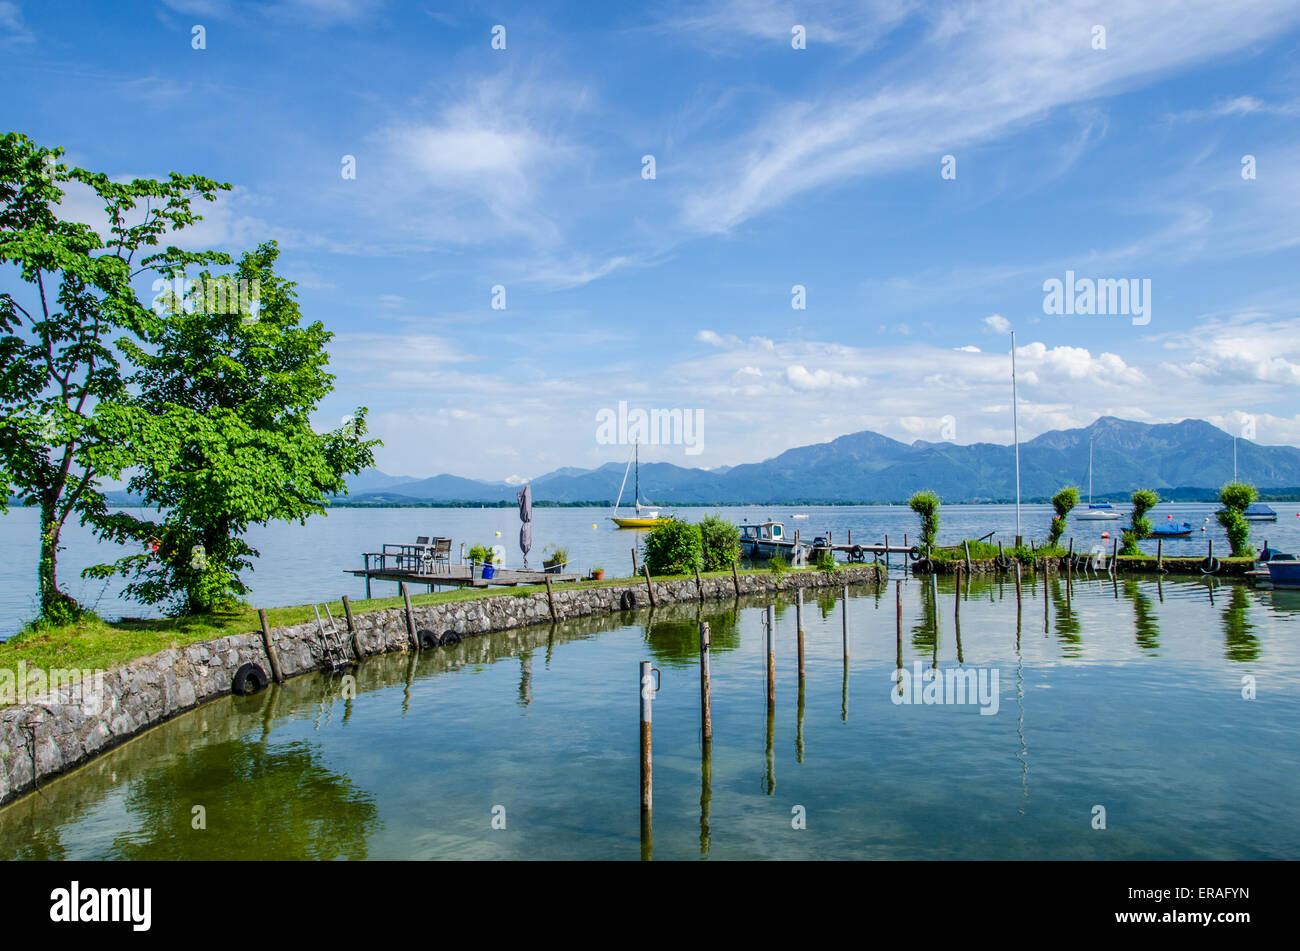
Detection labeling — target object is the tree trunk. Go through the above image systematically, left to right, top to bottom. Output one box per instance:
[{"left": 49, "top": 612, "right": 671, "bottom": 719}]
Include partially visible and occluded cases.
[{"left": 38, "top": 499, "right": 80, "bottom": 622}]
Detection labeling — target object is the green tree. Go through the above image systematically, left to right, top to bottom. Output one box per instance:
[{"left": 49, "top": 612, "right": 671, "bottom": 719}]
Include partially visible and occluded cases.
[
  {"left": 0, "top": 132, "right": 229, "bottom": 622},
  {"left": 85, "top": 243, "right": 377, "bottom": 614},
  {"left": 1216, "top": 481, "right": 1257, "bottom": 558},
  {"left": 1048, "top": 486, "right": 1079, "bottom": 546},
  {"left": 1120, "top": 488, "right": 1159, "bottom": 555},
  {"left": 908, "top": 490, "right": 941, "bottom": 553},
  {"left": 698, "top": 513, "right": 740, "bottom": 571},
  {"left": 643, "top": 519, "right": 702, "bottom": 575}
]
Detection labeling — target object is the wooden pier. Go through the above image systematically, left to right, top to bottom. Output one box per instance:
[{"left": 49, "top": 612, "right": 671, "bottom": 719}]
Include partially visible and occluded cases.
[{"left": 349, "top": 550, "right": 580, "bottom": 597}]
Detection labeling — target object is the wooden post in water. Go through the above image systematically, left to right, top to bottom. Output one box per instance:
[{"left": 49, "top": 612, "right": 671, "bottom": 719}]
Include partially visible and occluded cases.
[
  {"left": 884, "top": 533, "right": 889, "bottom": 569},
  {"left": 1111, "top": 536, "right": 1118, "bottom": 575},
  {"left": 1157, "top": 537, "right": 1163, "bottom": 570},
  {"left": 1067, "top": 539, "right": 1074, "bottom": 581},
  {"left": 963, "top": 540, "right": 972, "bottom": 575},
  {"left": 631, "top": 548, "right": 638, "bottom": 577},
  {"left": 363, "top": 553, "right": 372, "bottom": 600},
  {"left": 732, "top": 558, "right": 741, "bottom": 596},
  {"left": 1014, "top": 560, "right": 1023, "bottom": 610},
  {"left": 643, "top": 564, "right": 657, "bottom": 607},
  {"left": 695, "top": 566, "right": 704, "bottom": 601},
  {"left": 954, "top": 567, "right": 962, "bottom": 620},
  {"left": 544, "top": 575, "right": 558, "bottom": 622},
  {"left": 401, "top": 583, "right": 420, "bottom": 651},
  {"left": 841, "top": 584, "right": 850, "bottom": 662},
  {"left": 796, "top": 587, "right": 806, "bottom": 679},
  {"left": 341, "top": 595, "right": 355, "bottom": 632},
  {"left": 765, "top": 604, "right": 776, "bottom": 711},
  {"left": 257, "top": 609, "right": 285, "bottom": 684},
  {"left": 699, "top": 622, "right": 712, "bottom": 743},
  {"left": 640, "top": 660, "right": 653, "bottom": 861}
]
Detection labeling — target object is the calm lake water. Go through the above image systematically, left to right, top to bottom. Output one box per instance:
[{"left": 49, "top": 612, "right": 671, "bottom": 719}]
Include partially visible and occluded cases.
[
  {"left": 3, "top": 502, "right": 1298, "bottom": 637},
  {"left": 1, "top": 573, "right": 1298, "bottom": 860}
]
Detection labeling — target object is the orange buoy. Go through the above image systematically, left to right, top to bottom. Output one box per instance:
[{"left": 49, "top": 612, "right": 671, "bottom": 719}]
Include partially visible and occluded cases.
[{"left": 1101, "top": 532, "right": 1110, "bottom": 539}]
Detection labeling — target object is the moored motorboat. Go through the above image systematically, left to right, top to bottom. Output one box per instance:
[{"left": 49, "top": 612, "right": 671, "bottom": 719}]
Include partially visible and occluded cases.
[
  {"left": 1244, "top": 503, "right": 1278, "bottom": 522},
  {"left": 740, "top": 521, "right": 812, "bottom": 563},
  {"left": 1150, "top": 521, "right": 1194, "bottom": 538},
  {"left": 1265, "top": 555, "right": 1300, "bottom": 589}
]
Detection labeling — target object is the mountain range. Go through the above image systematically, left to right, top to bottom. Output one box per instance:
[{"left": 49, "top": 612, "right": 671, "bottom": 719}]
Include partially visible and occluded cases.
[{"left": 337, "top": 417, "right": 1300, "bottom": 505}]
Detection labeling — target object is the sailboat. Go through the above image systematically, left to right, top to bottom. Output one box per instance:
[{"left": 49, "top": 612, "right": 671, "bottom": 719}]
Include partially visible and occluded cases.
[
  {"left": 1076, "top": 438, "right": 1120, "bottom": 521},
  {"left": 610, "top": 441, "right": 671, "bottom": 529}
]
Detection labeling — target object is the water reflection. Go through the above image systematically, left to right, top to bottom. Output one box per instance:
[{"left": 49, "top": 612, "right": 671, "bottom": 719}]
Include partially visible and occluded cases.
[
  {"left": 1126, "top": 580, "right": 1160, "bottom": 652},
  {"left": 1222, "top": 586, "right": 1260, "bottom": 662}
]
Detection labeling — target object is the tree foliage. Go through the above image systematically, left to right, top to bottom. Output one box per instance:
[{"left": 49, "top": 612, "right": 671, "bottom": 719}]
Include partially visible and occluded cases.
[
  {"left": 0, "top": 132, "right": 229, "bottom": 621},
  {"left": 84, "top": 242, "right": 377, "bottom": 614},
  {"left": 1216, "top": 481, "right": 1257, "bottom": 558},
  {"left": 1048, "top": 485, "right": 1079, "bottom": 545},
  {"left": 1120, "top": 488, "right": 1159, "bottom": 555},
  {"left": 908, "top": 490, "right": 941, "bottom": 553},
  {"left": 698, "top": 513, "right": 740, "bottom": 571},
  {"left": 643, "top": 519, "right": 702, "bottom": 575}
]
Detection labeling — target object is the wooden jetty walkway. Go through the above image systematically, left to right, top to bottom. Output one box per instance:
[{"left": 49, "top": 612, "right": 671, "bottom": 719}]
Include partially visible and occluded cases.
[{"left": 349, "top": 549, "right": 580, "bottom": 598}]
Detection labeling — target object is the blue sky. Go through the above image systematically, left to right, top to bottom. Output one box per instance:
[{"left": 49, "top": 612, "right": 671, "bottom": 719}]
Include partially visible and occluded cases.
[{"left": 3, "top": 0, "right": 1299, "bottom": 482}]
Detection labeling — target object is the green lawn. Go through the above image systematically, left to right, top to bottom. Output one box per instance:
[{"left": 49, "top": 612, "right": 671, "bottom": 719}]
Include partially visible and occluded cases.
[{"left": 0, "top": 565, "right": 853, "bottom": 689}]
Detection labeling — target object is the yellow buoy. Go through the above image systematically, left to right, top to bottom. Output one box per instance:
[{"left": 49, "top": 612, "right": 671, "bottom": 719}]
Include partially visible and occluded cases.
[{"left": 495, "top": 531, "right": 501, "bottom": 537}]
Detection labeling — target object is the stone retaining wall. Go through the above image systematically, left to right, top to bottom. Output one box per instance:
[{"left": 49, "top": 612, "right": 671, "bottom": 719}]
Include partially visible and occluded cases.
[{"left": 0, "top": 564, "right": 884, "bottom": 807}]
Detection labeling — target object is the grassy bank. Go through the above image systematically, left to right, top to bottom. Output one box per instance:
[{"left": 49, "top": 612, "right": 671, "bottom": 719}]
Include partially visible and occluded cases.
[{"left": 0, "top": 565, "right": 846, "bottom": 687}]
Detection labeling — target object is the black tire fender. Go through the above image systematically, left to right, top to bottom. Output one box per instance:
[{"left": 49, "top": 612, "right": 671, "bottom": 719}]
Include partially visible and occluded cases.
[
  {"left": 908, "top": 546, "right": 922, "bottom": 561},
  {"left": 1200, "top": 556, "right": 1221, "bottom": 575},
  {"left": 620, "top": 589, "right": 637, "bottom": 610},
  {"left": 419, "top": 629, "right": 440, "bottom": 648},
  {"left": 439, "top": 629, "right": 462, "bottom": 646},
  {"left": 232, "top": 662, "right": 268, "bottom": 695}
]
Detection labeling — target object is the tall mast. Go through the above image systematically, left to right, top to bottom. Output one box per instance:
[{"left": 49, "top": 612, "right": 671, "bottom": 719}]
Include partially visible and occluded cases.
[
  {"left": 1012, "top": 331, "right": 1021, "bottom": 543},
  {"left": 1088, "top": 438, "right": 1093, "bottom": 505},
  {"left": 634, "top": 440, "right": 640, "bottom": 510}
]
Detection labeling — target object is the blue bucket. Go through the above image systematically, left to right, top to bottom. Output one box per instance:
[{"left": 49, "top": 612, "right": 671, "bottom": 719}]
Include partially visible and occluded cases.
[{"left": 482, "top": 563, "right": 495, "bottom": 579}]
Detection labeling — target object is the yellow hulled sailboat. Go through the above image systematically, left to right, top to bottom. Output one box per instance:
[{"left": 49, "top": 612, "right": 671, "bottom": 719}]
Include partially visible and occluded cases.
[{"left": 609, "top": 441, "right": 671, "bottom": 529}]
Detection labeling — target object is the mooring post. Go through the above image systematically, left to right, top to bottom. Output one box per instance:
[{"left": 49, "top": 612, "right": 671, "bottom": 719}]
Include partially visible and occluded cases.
[
  {"left": 884, "top": 533, "right": 889, "bottom": 568},
  {"left": 1111, "top": 536, "right": 1118, "bottom": 575},
  {"left": 1157, "top": 537, "right": 1163, "bottom": 570},
  {"left": 1067, "top": 538, "right": 1074, "bottom": 580},
  {"left": 964, "top": 540, "right": 972, "bottom": 575},
  {"left": 631, "top": 547, "right": 638, "bottom": 577},
  {"left": 363, "top": 552, "right": 372, "bottom": 601},
  {"left": 732, "top": 558, "right": 741, "bottom": 596},
  {"left": 1015, "top": 560, "right": 1023, "bottom": 610},
  {"left": 643, "top": 564, "right": 657, "bottom": 607},
  {"left": 694, "top": 565, "right": 704, "bottom": 602},
  {"left": 544, "top": 575, "right": 558, "bottom": 622},
  {"left": 401, "top": 583, "right": 419, "bottom": 651},
  {"left": 841, "top": 583, "right": 849, "bottom": 662},
  {"left": 796, "top": 587, "right": 805, "bottom": 679},
  {"left": 341, "top": 594, "right": 355, "bottom": 632},
  {"left": 766, "top": 604, "right": 775, "bottom": 710},
  {"left": 257, "top": 609, "right": 285, "bottom": 684},
  {"left": 699, "top": 621, "right": 712, "bottom": 743},
  {"left": 640, "top": 660, "right": 653, "bottom": 861}
]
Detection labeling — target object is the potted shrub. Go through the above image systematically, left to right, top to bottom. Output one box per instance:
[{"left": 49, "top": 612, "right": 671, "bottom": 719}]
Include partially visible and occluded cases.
[
  {"left": 469, "top": 544, "right": 494, "bottom": 579},
  {"left": 542, "top": 545, "right": 567, "bottom": 573},
  {"left": 589, "top": 565, "right": 605, "bottom": 581}
]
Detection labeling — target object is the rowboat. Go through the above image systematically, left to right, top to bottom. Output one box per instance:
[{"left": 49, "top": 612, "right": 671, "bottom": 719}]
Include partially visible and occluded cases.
[{"left": 1265, "top": 556, "right": 1300, "bottom": 589}]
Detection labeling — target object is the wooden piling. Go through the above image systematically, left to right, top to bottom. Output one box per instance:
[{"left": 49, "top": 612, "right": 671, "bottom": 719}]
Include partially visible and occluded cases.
[
  {"left": 884, "top": 533, "right": 889, "bottom": 568},
  {"left": 1111, "top": 536, "right": 1118, "bottom": 575},
  {"left": 1157, "top": 537, "right": 1163, "bottom": 570},
  {"left": 963, "top": 540, "right": 972, "bottom": 574},
  {"left": 631, "top": 547, "right": 638, "bottom": 577},
  {"left": 732, "top": 558, "right": 741, "bottom": 596},
  {"left": 1014, "top": 560, "right": 1023, "bottom": 609},
  {"left": 643, "top": 564, "right": 657, "bottom": 607},
  {"left": 694, "top": 566, "right": 704, "bottom": 601},
  {"left": 954, "top": 567, "right": 962, "bottom": 619},
  {"left": 544, "top": 575, "right": 558, "bottom": 622},
  {"left": 400, "top": 583, "right": 419, "bottom": 651},
  {"left": 841, "top": 584, "right": 850, "bottom": 662},
  {"left": 796, "top": 588, "right": 805, "bottom": 679},
  {"left": 340, "top": 596, "right": 362, "bottom": 661},
  {"left": 765, "top": 605, "right": 775, "bottom": 710},
  {"left": 257, "top": 609, "right": 285, "bottom": 684},
  {"left": 699, "top": 622, "right": 712, "bottom": 743},
  {"left": 640, "top": 660, "right": 653, "bottom": 858}
]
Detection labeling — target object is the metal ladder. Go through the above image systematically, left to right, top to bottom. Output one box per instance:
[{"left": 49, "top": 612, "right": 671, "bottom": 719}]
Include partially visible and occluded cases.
[{"left": 312, "top": 604, "right": 355, "bottom": 672}]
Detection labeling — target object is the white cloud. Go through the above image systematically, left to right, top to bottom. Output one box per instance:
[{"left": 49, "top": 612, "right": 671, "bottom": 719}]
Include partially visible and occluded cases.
[
  {"left": 983, "top": 314, "right": 1012, "bottom": 334},
  {"left": 786, "top": 364, "right": 864, "bottom": 390}
]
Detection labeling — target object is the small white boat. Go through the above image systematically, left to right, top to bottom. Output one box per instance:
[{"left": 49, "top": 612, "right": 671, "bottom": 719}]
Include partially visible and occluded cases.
[
  {"left": 1076, "top": 439, "right": 1121, "bottom": 521},
  {"left": 740, "top": 521, "right": 811, "bottom": 562}
]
